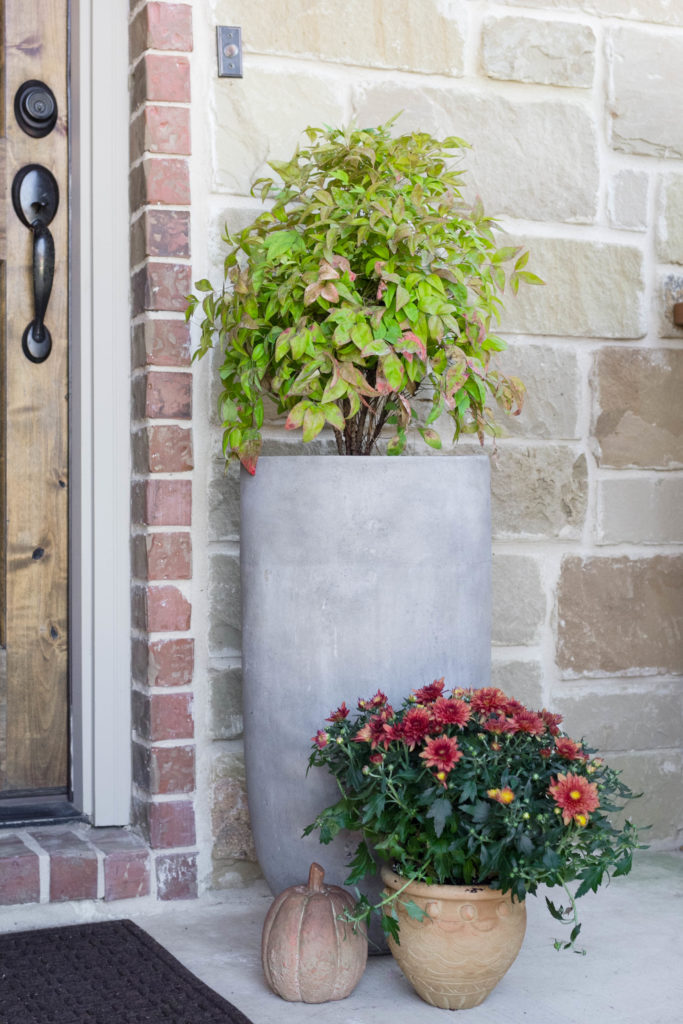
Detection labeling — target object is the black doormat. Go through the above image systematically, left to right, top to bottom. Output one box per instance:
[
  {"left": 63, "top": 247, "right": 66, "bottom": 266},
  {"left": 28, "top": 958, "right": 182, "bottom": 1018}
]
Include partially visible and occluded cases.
[{"left": 0, "top": 919, "right": 255, "bottom": 1024}]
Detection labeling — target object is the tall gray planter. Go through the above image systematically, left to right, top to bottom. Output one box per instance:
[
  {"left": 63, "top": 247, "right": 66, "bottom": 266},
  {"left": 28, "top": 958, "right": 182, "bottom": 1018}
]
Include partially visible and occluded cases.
[{"left": 240, "top": 455, "right": 491, "bottom": 909}]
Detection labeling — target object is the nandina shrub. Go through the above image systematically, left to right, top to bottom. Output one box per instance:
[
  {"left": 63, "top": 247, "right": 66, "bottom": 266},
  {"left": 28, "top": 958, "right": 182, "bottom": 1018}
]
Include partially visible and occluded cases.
[
  {"left": 187, "top": 118, "right": 542, "bottom": 473},
  {"left": 306, "top": 680, "right": 643, "bottom": 951}
]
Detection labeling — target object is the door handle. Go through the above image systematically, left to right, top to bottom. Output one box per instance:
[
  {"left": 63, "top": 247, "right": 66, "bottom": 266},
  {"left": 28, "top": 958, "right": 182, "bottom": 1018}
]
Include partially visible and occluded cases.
[{"left": 11, "top": 164, "right": 59, "bottom": 363}]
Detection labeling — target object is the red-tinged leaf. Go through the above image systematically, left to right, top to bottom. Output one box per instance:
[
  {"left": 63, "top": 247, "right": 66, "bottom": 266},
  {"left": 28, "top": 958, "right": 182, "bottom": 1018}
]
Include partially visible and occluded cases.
[
  {"left": 318, "top": 260, "right": 340, "bottom": 282},
  {"left": 304, "top": 281, "right": 324, "bottom": 305},
  {"left": 320, "top": 282, "right": 340, "bottom": 303},
  {"left": 395, "top": 285, "right": 410, "bottom": 312},
  {"left": 274, "top": 332, "right": 290, "bottom": 361},
  {"left": 361, "top": 338, "right": 391, "bottom": 357},
  {"left": 381, "top": 352, "right": 405, "bottom": 391},
  {"left": 375, "top": 371, "right": 394, "bottom": 395},
  {"left": 321, "top": 373, "right": 347, "bottom": 403},
  {"left": 398, "top": 394, "right": 412, "bottom": 425},
  {"left": 285, "top": 400, "right": 308, "bottom": 430},
  {"left": 322, "top": 403, "right": 345, "bottom": 431},
  {"left": 303, "top": 405, "right": 326, "bottom": 442},
  {"left": 418, "top": 426, "right": 442, "bottom": 450},
  {"left": 240, "top": 434, "right": 262, "bottom": 475}
]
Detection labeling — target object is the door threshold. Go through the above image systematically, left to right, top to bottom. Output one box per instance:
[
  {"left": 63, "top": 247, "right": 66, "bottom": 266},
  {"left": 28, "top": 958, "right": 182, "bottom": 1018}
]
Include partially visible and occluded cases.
[{"left": 0, "top": 795, "right": 87, "bottom": 829}]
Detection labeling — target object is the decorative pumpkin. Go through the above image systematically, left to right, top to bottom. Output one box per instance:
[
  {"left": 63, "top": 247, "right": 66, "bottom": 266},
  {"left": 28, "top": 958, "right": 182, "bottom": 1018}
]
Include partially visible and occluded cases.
[{"left": 261, "top": 862, "right": 368, "bottom": 1003}]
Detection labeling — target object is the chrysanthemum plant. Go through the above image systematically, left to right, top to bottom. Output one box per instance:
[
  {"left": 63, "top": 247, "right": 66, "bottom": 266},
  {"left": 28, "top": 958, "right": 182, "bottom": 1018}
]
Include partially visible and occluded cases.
[
  {"left": 187, "top": 117, "right": 542, "bottom": 474},
  {"left": 306, "top": 681, "right": 643, "bottom": 952}
]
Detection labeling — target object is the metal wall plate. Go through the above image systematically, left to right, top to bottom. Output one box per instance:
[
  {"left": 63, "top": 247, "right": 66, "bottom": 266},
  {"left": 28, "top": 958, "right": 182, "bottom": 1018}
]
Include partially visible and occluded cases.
[{"left": 217, "top": 26, "right": 243, "bottom": 78}]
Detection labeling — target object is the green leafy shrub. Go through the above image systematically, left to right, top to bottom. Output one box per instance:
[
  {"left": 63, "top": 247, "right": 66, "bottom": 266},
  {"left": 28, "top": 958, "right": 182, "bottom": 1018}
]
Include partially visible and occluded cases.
[
  {"left": 187, "top": 117, "right": 542, "bottom": 473},
  {"left": 306, "top": 680, "right": 643, "bottom": 951}
]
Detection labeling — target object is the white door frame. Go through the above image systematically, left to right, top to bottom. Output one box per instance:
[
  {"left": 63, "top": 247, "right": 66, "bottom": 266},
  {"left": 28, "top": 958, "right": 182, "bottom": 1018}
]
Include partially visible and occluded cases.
[{"left": 70, "top": 0, "right": 131, "bottom": 824}]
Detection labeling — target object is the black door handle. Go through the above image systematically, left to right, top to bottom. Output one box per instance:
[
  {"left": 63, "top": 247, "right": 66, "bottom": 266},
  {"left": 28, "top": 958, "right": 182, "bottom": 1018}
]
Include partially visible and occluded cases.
[{"left": 11, "top": 164, "right": 59, "bottom": 363}]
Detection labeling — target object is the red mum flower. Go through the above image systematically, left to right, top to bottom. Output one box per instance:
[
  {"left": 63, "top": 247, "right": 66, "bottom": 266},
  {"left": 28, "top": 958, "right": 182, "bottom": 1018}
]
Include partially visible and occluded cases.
[
  {"left": 413, "top": 678, "right": 445, "bottom": 704},
  {"left": 471, "top": 687, "right": 509, "bottom": 716},
  {"left": 368, "top": 689, "right": 389, "bottom": 709},
  {"left": 431, "top": 697, "right": 471, "bottom": 728},
  {"left": 504, "top": 699, "right": 525, "bottom": 716},
  {"left": 326, "top": 702, "right": 350, "bottom": 722},
  {"left": 400, "top": 707, "right": 433, "bottom": 750},
  {"left": 353, "top": 709, "right": 394, "bottom": 750},
  {"left": 507, "top": 709, "right": 546, "bottom": 736},
  {"left": 540, "top": 709, "right": 563, "bottom": 735},
  {"left": 483, "top": 716, "right": 506, "bottom": 734},
  {"left": 312, "top": 730, "right": 329, "bottom": 750},
  {"left": 420, "top": 734, "right": 462, "bottom": 774},
  {"left": 554, "top": 737, "right": 585, "bottom": 761},
  {"left": 369, "top": 752, "right": 384, "bottom": 764},
  {"left": 549, "top": 772, "right": 599, "bottom": 825}
]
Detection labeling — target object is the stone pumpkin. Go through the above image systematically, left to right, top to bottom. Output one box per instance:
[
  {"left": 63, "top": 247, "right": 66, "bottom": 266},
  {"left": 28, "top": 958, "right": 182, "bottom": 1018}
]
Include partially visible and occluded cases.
[{"left": 261, "top": 862, "right": 368, "bottom": 1003}]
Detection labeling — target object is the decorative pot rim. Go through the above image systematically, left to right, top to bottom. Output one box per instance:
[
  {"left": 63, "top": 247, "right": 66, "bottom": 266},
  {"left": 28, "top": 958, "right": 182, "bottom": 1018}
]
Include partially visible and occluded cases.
[
  {"left": 245, "top": 452, "right": 489, "bottom": 465},
  {"left": 380, "top": 867, "right": 523, "bottom": 903}
]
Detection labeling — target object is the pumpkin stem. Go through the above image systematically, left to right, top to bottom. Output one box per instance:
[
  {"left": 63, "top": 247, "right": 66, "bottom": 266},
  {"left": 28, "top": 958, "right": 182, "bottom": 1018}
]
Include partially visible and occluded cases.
[{"left": 308, "top": 862, "right": 326, "bottom": 892}]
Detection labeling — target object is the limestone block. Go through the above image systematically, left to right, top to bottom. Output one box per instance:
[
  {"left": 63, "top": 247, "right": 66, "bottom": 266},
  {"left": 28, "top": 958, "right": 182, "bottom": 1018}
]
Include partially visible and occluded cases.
[
  {"left": 214, "top": 0, "right": 466, "bottom": 76},
  {"left": 499, "top": 0, "right": 683, "bottom": 29},
  {"left": 481, "top": 17, "right": 595, "bottom": 88},
  {"left": 608, "top": 26, "right": 683, "bottom": 158},
  {"left": 212, "top": 68, "right": 348, "bottom": 194},
  {"left": 352, "top": 84, "right": 598, "bottom": 223},
  {"left": 607, "top": 170, "right": 649, "bottom": 232},
  {"left": 657, "top": 175, "right": 683, "bottom": 265},
  {"left": 208, "top": 202, "right": 262, "bottom": 275},
  {"left": 498, "top": 237, "right": 646, "bottom": 339},
  {"left": 658, "top": 272, "right": 683, "bottom": 339},
  {"left": 491, "top": 344, "right": 581, "bottom": 440},
  {"left": 592, "top": 348, "right": 683, "bottom": 469},
  {"left": 491, "top": 446, "right": 587, "bottom": 539},
  {"left": 208, "top": 460, "right": 240, "bottom": 543},
  {"left": 597, "top": 476, "right": 683, "bottom": 545},
  {"left": 209, "top": 551, "right": 241, "bottom": 654},
  {"left": 492, "top": 554, "right": 546, "bottom": 645},
  {"left": 556, "top": 555, "right": 683, "bottom": 677},
  {"left": 490, "top": 659, "right": 543, "bottom": 708},
  {"left": 209, "top": 665, "right": 243, "bottom": 740},
  {"left": 552, "top": 684, "right": 683, "bottom": 753},
  {"left": 601, "top": 750, "right": 683, "bottom": 841},
  {"left": 210, "top": 751, "right": 257, "bottom": 862}
]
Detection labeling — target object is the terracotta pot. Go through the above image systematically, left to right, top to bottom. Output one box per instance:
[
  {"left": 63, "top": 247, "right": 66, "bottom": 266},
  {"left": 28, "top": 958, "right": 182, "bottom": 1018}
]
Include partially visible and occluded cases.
[
  {"left": 262, "top": 863, "right": 368, "bottom": 1003},
  {"left": 381, "top": 867, "right": 526, "bottom": 1010}
]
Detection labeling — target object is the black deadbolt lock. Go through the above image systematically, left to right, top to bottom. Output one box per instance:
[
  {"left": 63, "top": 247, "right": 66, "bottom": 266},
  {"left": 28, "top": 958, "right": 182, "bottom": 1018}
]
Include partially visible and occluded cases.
[{"left": 14, "top": 80, "right": 58, "bottom": 137}]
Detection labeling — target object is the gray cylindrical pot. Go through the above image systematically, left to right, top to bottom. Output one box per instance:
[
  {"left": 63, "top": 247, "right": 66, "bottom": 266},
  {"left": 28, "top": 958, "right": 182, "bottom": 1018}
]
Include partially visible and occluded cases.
[{"left": 240, "top": 455, "right": 491, "bottom": 914}]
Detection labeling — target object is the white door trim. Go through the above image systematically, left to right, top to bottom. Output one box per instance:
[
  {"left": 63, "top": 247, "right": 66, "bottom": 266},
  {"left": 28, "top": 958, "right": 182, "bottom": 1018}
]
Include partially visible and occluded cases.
[{"left": 70, "top": 0, "right": 131, "bottom": 824}]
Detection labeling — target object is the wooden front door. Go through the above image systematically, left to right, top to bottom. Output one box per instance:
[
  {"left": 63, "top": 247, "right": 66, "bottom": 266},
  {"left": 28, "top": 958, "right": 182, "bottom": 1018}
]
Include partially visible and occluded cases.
[{"left": 0, "top": 0, "right": 69, "bottom": 804}]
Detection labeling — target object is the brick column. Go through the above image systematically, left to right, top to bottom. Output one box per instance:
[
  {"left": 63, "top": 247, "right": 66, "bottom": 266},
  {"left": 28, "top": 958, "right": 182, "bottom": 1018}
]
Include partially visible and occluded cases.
[{"left": 129, "top": 1, "right": 198, "bottom": 900}]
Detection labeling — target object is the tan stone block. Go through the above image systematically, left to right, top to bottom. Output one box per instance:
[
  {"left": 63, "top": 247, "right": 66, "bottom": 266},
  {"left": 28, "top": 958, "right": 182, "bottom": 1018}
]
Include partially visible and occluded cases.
[
  {"left": 214, "top": 0, "right": 466, "bottom": 75},
  {"left": 500, "top": 0, "right": 683, "bottom": 29},
  {"left": 481, "top": 17, "right": 595, "bottom": 87},
  {"left": 608, "top": 26, "right": 683, "bottom": 158},
  {"left": 212, "top": 69, "right": 348, "bottom": 195},
  {"left": 353, "top": 84, "right": 598, "bottom": 224},
  {"left": 607, "top": 170, "right": 649, "bottom": 232},
  {"left": 657, "top": 175, "right": 683, "bottom": 265},
  {"left": 208, "top": 203, "right": 262, "bottom": 275},
  {"left": 499, "top": 237, "right": 646, "bottom": 339},
  {"left": 658, "top": 271, "right": 683, "bottom": 340},
  {"left": 491, "top": 344, "right": 581, "bottom": 440},
  {"left": 593, "top": 348, "right": 683, "bottom": 469},
  {"left": 491, "top": 446, "right": 587, "bottom": 539},
  {"left": 208, "top": 460, "right": 240, "bottom": 543},
  {"left": 597, "top": 476, "right": 683, "bottom": 545},
  {"left": 209, "top": 552, "right": 241, "bottom": 654},
  {"left": 492, "top": 554, "right": 546, "bottom": 645},
  {"left": 556, "top": 556, "right": 683, "bottom": 676},
  {"left": 490, "top": 659, "right": 543, "bottom": 708},
  {"left": 209, "top": 664, "right": 243, "bottom": 740},
  {"left": 552, "top": 683, "right": 683, "bottom": 753},
  {"left": 600, "top": 750, "right": 683, "bottom": 842},
  {"left": 210, "top": 751, "right": 257, "bottom": 861}
]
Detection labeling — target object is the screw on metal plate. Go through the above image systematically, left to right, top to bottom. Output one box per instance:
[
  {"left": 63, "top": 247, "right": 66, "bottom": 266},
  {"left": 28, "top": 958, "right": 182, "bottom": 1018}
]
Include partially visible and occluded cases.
[{"left": 217, "top": 26, "right": 243, "bottom": 78}]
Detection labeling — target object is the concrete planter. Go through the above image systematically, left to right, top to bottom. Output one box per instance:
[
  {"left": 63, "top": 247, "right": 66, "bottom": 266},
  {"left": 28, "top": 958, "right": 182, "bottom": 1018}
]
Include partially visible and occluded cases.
[{"left": 240, "top": 455, "right": 491, "bottom": 904}]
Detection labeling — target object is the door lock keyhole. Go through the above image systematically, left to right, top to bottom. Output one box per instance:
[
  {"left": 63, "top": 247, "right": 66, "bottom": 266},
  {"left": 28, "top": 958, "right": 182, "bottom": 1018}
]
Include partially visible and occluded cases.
[{"left": 14, "top": 80, "right": 58, "bottom": 137}]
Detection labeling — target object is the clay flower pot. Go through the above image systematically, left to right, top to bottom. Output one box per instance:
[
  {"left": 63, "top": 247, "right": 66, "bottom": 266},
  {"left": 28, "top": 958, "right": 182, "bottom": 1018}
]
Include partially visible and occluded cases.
[
  {"left": 262, "top": 862, "right": 368, "bottom": 1003},
  {"left": 381, "top": 867, "right": 526, "bottom": 1010}
]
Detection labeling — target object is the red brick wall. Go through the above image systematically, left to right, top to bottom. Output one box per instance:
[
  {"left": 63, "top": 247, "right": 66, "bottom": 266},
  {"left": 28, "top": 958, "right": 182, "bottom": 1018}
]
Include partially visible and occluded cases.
[{"left": 129, "top": 0, "right": 197, "bottom": 900}]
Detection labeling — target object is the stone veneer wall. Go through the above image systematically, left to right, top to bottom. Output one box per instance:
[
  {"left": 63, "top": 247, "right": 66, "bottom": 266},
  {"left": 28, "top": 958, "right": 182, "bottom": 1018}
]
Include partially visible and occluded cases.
[
  {"left": 129, "top": 0, "right": 199, "bottom": 899},
  {"left": 189, "top": 0, "right": 683, "bottom": 886}
]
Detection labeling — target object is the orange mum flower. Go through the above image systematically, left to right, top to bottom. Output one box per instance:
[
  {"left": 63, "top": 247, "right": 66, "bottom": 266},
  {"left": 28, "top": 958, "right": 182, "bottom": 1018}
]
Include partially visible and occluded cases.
[
  {"left": 471, "top": 687, "right": 508, "bottom": 716},
  {"left": 420, "top": 734, "right": 462, "bottom": 774},
  {"left": 554, "top": 737, "right": 585, "bottom": 761},
  {"left": 549, "top": 772, "right": 599, "bottom": 825},
  {"left": 487, "top": 787, "right": 515, "bottom": 805}
]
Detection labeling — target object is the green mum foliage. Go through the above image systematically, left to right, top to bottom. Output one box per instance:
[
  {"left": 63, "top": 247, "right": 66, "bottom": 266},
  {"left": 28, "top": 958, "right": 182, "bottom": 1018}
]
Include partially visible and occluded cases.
[{"left": 187, "top": 117, "right": 542, "bottom": 473}]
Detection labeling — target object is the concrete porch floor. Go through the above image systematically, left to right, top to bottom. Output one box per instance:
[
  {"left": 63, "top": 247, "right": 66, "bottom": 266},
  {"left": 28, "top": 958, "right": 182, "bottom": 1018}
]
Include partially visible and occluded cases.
[{"left": 2, "top": 851, "right": 681, "bottom": 1023}]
